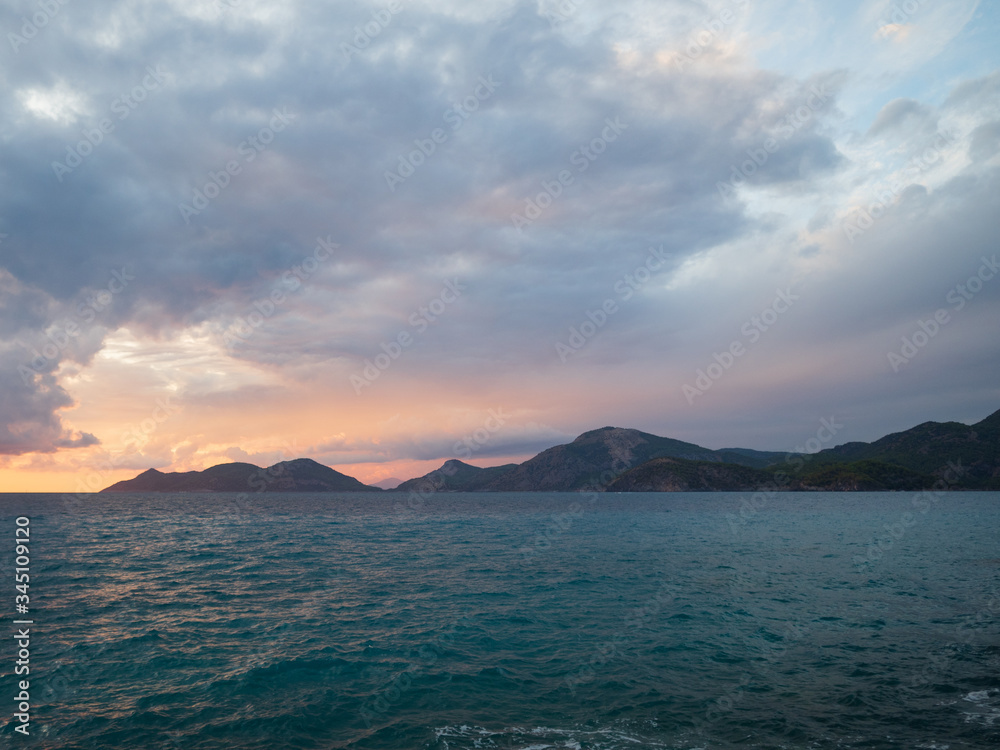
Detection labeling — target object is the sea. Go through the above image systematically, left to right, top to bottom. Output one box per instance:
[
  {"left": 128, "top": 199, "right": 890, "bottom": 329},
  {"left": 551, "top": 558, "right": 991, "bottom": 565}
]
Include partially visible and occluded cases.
[{"left": 1, "top": 491, "right": 998, "bottom": 749}]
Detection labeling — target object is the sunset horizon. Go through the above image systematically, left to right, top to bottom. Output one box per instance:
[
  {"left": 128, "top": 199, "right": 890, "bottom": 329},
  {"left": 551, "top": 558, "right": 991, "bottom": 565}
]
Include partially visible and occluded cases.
[{"left": 11, "top": 401, "right": 996, "bottom": 494}]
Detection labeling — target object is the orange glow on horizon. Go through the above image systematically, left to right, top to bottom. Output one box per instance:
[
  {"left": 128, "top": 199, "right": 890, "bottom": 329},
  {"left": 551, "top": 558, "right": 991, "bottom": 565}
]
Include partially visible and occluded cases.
[{"left": 0, "top": 454, "right": 537, "bottom": 493}]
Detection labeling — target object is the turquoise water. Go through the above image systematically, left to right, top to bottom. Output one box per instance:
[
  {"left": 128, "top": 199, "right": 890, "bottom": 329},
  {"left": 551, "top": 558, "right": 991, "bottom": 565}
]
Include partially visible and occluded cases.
[{"left": 1, "top": 491, "right": 998, "bottom": 749}]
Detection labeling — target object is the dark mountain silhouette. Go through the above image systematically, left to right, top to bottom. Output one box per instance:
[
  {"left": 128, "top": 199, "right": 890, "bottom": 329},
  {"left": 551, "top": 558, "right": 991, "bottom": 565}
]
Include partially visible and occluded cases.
[
  {"left": 103, "top": 408, "right": 999, "bottom": 493},
  {"left": 802, "top": 408, "right": 1000, "bottom": 489},
  {"left": 395, "top": 409, "right": 999, "bottom": 492},
  {"left": 397, "top": 427, "right": 789, "bottom": 493},
  {"left": 476, "top": 427, "right": 719, "bottom": 491},
  {"left": 714, "top": 447, "right": 791, "bottom": 468},
  {"left": 605, "top": 456, "right": 776, "bottom": 492},
  {"left": 102, "top": 458, "right": 380, "bottom": 492},
  {"left": 395, "top": 459, "right": 518, "bottom": 493},
  {"left": 795, "top": 460, "right": 936, "bottom": 491},
  {"left": 371, "top": 477, "right": 405, "bottom": 490}
]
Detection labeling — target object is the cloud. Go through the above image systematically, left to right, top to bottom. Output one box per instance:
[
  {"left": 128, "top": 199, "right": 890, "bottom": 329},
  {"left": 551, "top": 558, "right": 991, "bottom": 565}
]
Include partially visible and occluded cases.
[
  {"left": 0, "top": 0, "right": 996, "bottom": 476},
  {"left": 875, "top": 23, "right": 908, "bottom": 41},
  {"left": 946, "top": 70, "right": 1000, "bottom": 113},
  {"left": 867, "top": 98, "right": 937, "bottom": 137},
  {"left": 968, "top": 121, "right": 1000, "bottom": 161},
  {"left": 0, "top": 340, "right": 100, "bottom": 455},
  {"left": 309, "top": 419, "right": 571, "bottom": 465}
]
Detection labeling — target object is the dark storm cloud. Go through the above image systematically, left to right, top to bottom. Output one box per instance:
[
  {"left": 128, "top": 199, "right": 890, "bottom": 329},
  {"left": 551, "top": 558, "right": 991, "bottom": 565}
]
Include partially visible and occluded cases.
[{"left": 0, "top": 338, "right": 99, "bottom": 454}]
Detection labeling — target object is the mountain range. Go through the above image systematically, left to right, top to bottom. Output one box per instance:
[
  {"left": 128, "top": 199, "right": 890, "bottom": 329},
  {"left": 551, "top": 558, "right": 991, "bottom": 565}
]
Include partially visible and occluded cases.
[
  {"left": 101, "top": 408, "right": 1000, "bottom": 493},
  {"left": 102, "top": 458, "right": 377, "bottom": 493}
]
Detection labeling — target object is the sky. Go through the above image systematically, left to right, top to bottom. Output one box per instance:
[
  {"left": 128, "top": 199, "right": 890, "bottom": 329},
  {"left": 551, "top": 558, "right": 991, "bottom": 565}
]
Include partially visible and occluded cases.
[{"left": 0, "top": 0, "right": 998, "bottom": 492}]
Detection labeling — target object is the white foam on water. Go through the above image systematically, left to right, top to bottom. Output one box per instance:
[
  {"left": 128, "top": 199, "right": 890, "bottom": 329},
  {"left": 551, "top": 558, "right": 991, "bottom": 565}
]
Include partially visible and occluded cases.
[
  {"left": 960, "top": 688, "right": 1000, "bottom": 726},
  {"left": 963, "top": 690, "right": 991, "bottom": 703},
  {"left": 431, "top": 723, "right": 675, "bottom": 749}
]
